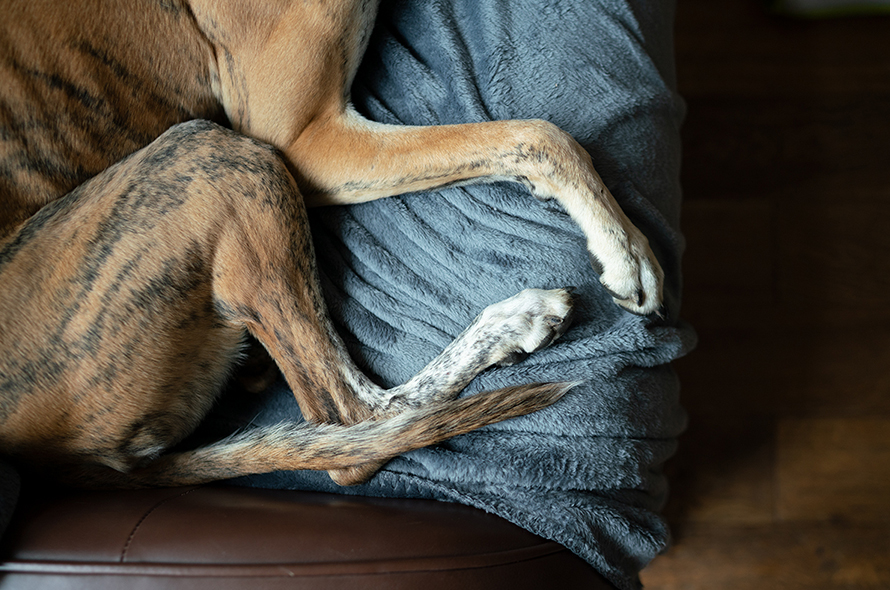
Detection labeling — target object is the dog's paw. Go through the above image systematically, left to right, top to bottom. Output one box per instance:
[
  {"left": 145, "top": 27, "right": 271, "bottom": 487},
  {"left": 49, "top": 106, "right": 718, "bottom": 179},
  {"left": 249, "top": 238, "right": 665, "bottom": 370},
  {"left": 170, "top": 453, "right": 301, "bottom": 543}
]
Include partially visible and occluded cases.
[
  {"left": 519, "top": 125, "right": 664, "bottom": 316},
  {"left": 587, "top": 223, "right": 664, "bottom": 316},
  {"left": 477, "top": 288, "right": 575, "bottom": 367}
]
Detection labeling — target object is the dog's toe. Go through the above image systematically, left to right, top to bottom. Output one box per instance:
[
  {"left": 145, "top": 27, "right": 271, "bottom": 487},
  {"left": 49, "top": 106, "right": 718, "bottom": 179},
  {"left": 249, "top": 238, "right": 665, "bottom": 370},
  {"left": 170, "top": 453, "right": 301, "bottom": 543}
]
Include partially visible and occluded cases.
[
  {"left": 590, "top": 230, "right": 664, "bottom": 316},
  {"left": 600, "top": 258, "right": 662, "bottom": 316},
  {"left": 485, "top": 288, "right": 575, "bottom": 367}
]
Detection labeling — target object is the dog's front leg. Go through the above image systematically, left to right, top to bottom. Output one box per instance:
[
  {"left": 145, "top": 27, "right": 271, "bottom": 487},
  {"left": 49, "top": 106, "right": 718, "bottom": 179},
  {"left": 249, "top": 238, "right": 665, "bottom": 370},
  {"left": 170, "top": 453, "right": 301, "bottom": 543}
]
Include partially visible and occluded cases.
[{"left": 287, "top": 110, "right": 664, "bottom": 316}]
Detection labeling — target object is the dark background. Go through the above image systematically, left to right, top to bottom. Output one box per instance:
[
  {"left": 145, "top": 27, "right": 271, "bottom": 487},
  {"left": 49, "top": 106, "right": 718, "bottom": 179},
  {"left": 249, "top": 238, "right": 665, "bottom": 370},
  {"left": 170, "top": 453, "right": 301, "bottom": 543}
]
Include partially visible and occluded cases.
[{"left": 641, "top": 1, "right": 890, "bottom": 588}]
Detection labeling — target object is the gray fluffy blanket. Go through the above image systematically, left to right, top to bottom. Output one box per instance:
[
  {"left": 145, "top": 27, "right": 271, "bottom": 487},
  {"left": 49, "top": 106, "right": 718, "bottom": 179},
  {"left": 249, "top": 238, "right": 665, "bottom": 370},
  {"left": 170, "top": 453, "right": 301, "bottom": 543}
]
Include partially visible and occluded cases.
[{"left": 226, "top": 1, "right": 695, "bottom": 589}]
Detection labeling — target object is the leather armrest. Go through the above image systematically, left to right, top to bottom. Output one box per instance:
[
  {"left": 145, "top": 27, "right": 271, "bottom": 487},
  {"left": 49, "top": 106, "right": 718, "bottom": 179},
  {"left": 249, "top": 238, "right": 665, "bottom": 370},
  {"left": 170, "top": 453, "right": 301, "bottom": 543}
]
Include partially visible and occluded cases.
[{"left": 0, "top": 485, "right": 614, "bottom": 589}]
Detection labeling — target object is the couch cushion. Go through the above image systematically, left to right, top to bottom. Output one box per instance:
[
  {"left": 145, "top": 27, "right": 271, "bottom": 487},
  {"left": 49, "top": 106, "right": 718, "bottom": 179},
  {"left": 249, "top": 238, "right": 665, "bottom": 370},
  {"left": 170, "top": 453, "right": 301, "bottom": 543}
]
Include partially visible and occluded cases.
[{"left": 0, "top": 485, "right": 613, "bottom": 589}]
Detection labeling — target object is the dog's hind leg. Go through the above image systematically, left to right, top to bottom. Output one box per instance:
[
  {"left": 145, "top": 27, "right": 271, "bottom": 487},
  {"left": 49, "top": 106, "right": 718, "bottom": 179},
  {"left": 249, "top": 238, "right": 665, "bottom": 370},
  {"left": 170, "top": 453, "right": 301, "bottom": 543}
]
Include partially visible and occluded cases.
[
  {"left": 1, "top": 120, "right": 573, "bottom": 487},
  {"left": 162, "top": 121, "right": 576, "bottom": 486},
  {"left": 183, "top": 123, "right": 579, "bottom": 483}
]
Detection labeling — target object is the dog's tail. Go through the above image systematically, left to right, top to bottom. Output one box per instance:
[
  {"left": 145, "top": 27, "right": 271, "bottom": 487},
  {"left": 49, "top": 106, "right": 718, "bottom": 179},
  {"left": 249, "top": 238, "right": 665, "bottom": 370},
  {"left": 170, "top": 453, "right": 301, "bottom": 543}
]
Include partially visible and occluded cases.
[{"left": 125, "top": 381, "right": 575, "bottom": 488}]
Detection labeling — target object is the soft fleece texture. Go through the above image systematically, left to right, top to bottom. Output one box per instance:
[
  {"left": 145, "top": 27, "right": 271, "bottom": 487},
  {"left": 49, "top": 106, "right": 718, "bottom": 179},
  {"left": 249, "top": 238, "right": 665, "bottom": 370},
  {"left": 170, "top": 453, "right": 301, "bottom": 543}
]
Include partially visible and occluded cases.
[{"left": 224, "top": 1, "right": 694, "bottom": 589}]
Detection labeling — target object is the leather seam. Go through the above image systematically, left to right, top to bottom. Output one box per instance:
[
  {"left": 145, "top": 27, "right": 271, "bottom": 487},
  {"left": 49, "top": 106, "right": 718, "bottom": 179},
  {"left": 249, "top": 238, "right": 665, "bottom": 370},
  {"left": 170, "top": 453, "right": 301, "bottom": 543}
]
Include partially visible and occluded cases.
[
  {"left": 119, "top": 487, "right": 200, "bottom": 563},
  {"left": 2, "top": 543, "right": 567, "bottom": 577}
]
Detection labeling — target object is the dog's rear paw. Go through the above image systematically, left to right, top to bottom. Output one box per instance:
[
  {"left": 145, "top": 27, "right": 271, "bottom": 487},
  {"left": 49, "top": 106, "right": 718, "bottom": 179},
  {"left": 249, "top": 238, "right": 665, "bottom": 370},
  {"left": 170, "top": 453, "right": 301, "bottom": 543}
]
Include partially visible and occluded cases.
[{"left": 478, "top": 288, "right": 575, "bottom": 367}]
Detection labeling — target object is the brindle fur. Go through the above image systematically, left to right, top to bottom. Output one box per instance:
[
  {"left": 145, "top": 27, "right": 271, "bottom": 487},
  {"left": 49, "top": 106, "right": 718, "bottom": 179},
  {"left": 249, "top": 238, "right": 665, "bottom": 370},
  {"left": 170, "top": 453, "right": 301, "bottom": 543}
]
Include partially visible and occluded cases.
[{"left": 0, "top": 0, "right": 663, "bottom": 488}]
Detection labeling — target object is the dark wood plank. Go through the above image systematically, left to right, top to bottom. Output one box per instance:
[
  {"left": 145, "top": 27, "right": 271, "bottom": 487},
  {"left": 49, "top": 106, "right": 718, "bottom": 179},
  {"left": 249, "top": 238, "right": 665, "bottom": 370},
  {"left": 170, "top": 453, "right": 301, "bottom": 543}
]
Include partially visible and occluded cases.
[
  {"left": 676, "top": 0, "right": 890, "bottom": 98},
  {"left": 676, "top": 0, "right": 890, "bottom": 206},
  {"left": 680, "top": 94, "right": 890, "bottom": 203},
  {"left": 681, "top": 199, "right": 774, "bottom": 317},
  {"left": 776, "top": 200, "right": 890, "bottom": 325},
  {"left": 769, "top": 326, "right": 890, "bottom": 417},
  {"left": 662, "top": 417, "right": 775, "bottom": 526},
  {"left": 777, "top": 418, "right": 890, "bottom": 522},
  {"left": 641, "top": 522, "right": 890, "bottom": 589}
]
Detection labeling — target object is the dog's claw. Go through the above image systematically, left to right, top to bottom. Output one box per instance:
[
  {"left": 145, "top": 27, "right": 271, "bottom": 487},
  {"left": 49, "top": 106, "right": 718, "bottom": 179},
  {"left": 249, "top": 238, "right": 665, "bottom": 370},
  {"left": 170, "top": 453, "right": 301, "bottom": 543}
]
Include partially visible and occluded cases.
[
  {"left": 588, "top": 240, "right": 662, "bottom": 315},
  {"left": 544, "top": 314, "right": 564, "bottom": 327}
]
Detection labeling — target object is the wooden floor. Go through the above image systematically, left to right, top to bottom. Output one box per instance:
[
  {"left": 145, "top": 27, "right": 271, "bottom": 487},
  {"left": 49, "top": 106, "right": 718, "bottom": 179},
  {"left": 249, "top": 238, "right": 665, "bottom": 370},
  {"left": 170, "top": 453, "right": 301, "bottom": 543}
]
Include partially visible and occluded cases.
[{"left": 640, "top": 1, "right": 890, "bottom": 588}]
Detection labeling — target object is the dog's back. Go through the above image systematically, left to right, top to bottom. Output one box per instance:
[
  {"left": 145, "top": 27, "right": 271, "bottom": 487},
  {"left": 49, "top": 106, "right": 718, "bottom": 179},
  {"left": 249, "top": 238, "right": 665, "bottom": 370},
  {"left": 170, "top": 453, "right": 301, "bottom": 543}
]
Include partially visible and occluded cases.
[{"left": 0, "top": 0, "right": 222, "bottom": 237}]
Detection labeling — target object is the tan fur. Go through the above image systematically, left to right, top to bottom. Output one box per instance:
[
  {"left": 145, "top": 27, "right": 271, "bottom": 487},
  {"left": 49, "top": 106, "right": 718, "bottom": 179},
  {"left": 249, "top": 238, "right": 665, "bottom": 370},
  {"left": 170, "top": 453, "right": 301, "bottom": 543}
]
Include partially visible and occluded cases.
[{"left": 0, "top": 0, "right": 661, "bottom": 488}]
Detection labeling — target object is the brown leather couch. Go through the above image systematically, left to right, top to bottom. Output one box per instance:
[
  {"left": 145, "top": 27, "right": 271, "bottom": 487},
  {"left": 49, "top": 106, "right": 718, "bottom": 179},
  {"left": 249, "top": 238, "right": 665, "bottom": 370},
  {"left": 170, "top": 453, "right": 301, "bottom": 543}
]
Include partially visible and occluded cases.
[{"left": 0, "top": 484, "right": 615, "bottom": 589}]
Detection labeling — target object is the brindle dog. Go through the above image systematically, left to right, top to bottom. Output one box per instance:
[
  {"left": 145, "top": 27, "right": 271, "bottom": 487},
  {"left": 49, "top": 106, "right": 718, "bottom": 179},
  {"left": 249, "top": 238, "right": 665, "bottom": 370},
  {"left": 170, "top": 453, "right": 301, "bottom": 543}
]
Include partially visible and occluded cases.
[{"left": 0, "top": 0, "right": 663, "bottom": 487}]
